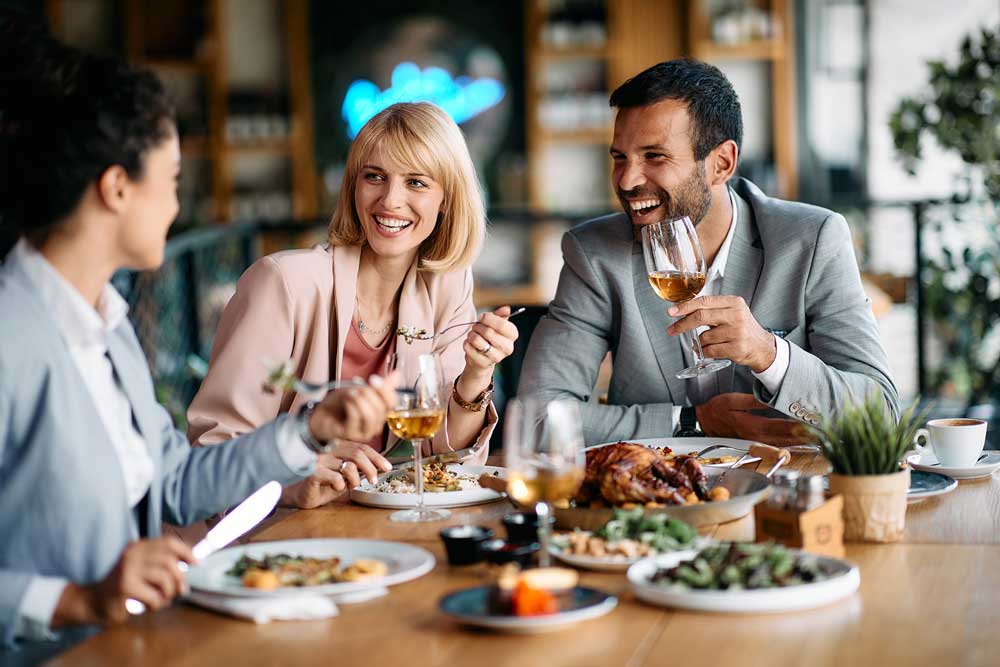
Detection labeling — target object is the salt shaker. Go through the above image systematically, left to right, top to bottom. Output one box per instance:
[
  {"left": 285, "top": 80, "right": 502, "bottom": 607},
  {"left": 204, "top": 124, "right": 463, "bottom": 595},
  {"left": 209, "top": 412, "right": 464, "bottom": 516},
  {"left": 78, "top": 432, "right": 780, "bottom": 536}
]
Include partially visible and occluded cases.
[{"left": 769, "top": 469, "right": 800, "bottom": 510}]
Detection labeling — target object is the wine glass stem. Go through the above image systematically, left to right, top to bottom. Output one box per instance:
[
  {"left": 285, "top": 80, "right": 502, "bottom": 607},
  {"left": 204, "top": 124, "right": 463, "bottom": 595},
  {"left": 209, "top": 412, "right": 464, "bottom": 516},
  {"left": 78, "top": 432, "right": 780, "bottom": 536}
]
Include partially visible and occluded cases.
[
  {"left": 684, "top": 325, "right": 707, "bottom": 365},
  {"left": 414, "top": 438, "right": 425, "bottom": 513},
  {"left": 534, "top": 501, "right": 551, "bottom": 567}
]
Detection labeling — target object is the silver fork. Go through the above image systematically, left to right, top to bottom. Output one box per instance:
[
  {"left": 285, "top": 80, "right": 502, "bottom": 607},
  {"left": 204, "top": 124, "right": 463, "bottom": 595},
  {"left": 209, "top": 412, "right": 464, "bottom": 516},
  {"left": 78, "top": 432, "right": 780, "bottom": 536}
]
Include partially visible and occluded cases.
[
  {"left": 398, "top": 307, "right": 527, "bottom": 343},
  {"left": 262, "top": 360, "right": 367, "bottom": 397}
]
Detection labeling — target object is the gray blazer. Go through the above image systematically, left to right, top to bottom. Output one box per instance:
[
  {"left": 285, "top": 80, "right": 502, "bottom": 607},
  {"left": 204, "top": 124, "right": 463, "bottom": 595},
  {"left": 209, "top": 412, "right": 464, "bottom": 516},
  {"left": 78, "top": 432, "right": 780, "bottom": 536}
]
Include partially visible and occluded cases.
[
  {"left": 518, "top": 178, "right": 899, "bottom": 445},
  {"left": 0, "top": 262, "right": 310, "bottom": 652}
]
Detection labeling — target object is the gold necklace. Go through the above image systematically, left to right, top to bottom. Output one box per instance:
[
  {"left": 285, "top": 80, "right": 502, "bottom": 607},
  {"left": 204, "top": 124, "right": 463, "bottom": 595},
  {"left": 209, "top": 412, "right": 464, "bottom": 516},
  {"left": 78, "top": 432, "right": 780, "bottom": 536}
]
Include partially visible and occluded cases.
[{"left": 355, "top": 295, "right": 394, "bottom": 337}]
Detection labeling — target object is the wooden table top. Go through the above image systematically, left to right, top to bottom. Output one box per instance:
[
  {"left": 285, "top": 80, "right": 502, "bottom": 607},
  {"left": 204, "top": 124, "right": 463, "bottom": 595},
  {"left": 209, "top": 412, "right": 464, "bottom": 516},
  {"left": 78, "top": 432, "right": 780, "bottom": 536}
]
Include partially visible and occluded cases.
[{"left": 49, "top": 454, "right": 1000, "bottom": 667}]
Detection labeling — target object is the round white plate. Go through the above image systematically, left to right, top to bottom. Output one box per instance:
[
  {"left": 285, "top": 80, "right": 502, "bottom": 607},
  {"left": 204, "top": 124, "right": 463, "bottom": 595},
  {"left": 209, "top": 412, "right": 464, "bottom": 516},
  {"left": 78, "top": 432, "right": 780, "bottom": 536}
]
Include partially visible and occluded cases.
[
  {"left": 588, "top": 437, "right": 764, "bottom": 467},
  {"left": 907, "top": 450, "right": 1000, "bottom": 480},
  {"left": 350, "top": 465, "right": 506, "bottom": 509},
  {"left": 187, "top": 538, "right": 435, "bottom": 598},
  {"left": 550, "top": 543, "right": 699, "bottom": 573},
  {"left": 627, "top": 549, "right": 859, "bottom": 613},
  {"left": 439, "top": 586, "right": 617, "bottom": 633}
]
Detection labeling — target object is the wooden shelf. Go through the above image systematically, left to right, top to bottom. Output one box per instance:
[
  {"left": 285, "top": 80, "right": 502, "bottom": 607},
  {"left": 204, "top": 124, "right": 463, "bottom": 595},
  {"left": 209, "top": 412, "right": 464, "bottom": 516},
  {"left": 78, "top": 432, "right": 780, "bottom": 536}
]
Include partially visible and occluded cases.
[
  {"left": 692, "top": 39, "right": 785, "bottom": 61},
  {"left": 536, "top": 45, "right": 610, "bottom": 60},
  {"left": 144, "top": 58, "right": 208, "bottom": 74},
  {"left": 537, "top": 126, "right": 612, "bottom": 143},
  {"left": 225, "top": 139, "right": 292, "bottom": 156}
]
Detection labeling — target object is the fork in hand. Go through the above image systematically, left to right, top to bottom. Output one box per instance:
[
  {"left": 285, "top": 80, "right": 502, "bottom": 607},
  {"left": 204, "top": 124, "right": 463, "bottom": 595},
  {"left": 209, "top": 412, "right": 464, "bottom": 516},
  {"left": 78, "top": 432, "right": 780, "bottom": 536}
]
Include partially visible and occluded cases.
[
  {"left": 398, "top": 306, "right": 527, "bottom": 344},
  {"left": 262, "top": 359, "right": 367, "bottom": 397}
]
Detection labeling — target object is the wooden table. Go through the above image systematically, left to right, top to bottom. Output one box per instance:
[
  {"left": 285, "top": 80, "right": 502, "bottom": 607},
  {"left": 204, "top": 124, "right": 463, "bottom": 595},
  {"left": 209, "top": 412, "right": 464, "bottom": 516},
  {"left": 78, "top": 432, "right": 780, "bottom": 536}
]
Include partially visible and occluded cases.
[{"left": 50, "top": 455, "right": 1000, "bottom": 667}]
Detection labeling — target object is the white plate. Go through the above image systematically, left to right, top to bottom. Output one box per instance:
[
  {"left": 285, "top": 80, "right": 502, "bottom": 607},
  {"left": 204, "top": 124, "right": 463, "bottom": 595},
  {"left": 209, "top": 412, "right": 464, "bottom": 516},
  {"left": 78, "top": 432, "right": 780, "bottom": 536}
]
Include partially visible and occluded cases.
[
  {"left": 588, "top": 437, "right": 763, "bottom": 467},
  {"left": 907, "top": 450, "right": 1000, "bottom": 480},
  {"left": 350, "top": 465, "right": 506, "bottom": 509},
  {"left": 187, "top": 539, "right": 435, "bottom": 598},
  {"left": 550, "top": 542, "right": 700, "bottom": 573},
  {"left": 628, "top": 549, "right": 859, "bottom": 613},
  {"left": 439, "top": 586, "right": 617, "bottom": 633}
]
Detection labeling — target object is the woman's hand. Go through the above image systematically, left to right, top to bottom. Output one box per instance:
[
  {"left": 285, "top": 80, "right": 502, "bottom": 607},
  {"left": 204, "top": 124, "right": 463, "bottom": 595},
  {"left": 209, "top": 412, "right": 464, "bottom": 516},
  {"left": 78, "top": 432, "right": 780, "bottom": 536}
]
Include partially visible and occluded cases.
[
  {"left": 460, "top": 306, "right": 519, "bottom": 386},
  {"left": 280, "top": 443, "right": 390, "bottom": 509}
]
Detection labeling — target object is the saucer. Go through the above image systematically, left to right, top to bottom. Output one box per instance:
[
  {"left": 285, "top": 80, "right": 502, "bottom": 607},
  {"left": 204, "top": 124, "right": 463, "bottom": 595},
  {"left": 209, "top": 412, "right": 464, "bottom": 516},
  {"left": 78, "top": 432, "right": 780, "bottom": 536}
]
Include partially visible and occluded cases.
[
  {"left": 907, "top": 450, "right": 1000, "bottom": 481},
  {"left": 907, "top": 470, "right": 958, "bottom": 504}
]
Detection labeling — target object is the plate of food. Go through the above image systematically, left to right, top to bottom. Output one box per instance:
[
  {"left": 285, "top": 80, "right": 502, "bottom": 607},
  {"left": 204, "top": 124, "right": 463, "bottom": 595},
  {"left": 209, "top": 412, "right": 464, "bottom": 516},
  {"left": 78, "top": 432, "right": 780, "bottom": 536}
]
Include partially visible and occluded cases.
[
  {"left": 591, "top": 437, "right": 766, "bottom": 467},
  {"left": 553, "top": 441, "right": 789, "bottom": 530},
  {"left": 350, "top": 464, "right": 506, "bottom": 509},
  {"left": 550, "top": 508, "right": 703, "bottom": 572},
  {"left": 186, "top": 538, "right": 435, "bottom": 598},
  {"left": 628, "top": 542, "right": 859, "bottom": 613},
  {"left": 439, "top": 566, "right": 617, "bottom": 633}
]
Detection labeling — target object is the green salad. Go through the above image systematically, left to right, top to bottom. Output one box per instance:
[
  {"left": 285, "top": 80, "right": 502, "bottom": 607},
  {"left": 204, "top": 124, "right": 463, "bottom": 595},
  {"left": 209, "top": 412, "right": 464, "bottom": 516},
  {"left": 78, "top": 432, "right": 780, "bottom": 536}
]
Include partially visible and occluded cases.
[{"left": 649, "top": 542, "right": 838, "bottom": 590}]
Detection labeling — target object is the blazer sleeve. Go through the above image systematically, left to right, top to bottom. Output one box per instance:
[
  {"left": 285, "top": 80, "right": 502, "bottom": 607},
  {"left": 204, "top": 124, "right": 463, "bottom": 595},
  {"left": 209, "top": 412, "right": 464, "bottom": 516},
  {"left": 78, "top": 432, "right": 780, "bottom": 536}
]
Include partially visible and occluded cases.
[
  {"left": 756, "top": 213, "right": 900, "bottom": 421},
  {"left": 518, "top": 231, "right": 677, "bottom": 445},
  {"left": 187, "top": 257, "right": 295, "bottom": 445},
  {"left": 429, "top": 268, "right": 495, "bottom": 463},
  {"left": 0, "top": 377, "right": 30, "bottom": 646}
]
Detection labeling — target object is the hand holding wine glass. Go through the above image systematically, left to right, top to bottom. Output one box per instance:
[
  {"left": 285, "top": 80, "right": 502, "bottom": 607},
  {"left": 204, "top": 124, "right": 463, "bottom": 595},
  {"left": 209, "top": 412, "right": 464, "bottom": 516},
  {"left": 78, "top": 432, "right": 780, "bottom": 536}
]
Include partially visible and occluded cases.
[
  {"left": 640, "top": 216, "right": 732, "bottom": 379},
  {"left": 385, "top": 352, "right": 450, "bottom": 522},
  {"left": 504, "top": 397, "right": 585, "bottom": 567}
]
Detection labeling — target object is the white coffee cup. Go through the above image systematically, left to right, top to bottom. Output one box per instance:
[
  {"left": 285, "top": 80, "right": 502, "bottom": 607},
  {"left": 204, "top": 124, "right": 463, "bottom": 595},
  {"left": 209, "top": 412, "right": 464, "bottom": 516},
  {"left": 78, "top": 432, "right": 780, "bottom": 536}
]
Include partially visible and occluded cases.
[{"left": 913, "top": 418, "right": 987, "bottom": 467}]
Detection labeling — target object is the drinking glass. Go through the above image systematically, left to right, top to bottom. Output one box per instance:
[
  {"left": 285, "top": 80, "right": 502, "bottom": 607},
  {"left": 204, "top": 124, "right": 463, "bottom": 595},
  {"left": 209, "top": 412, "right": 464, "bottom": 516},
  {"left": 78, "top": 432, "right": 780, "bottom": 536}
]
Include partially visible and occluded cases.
[
  {"left": 641, "top": 216, "right": 732, "bottom": 379},
  {"left": 385, "top": 352, "right": 450, "bottom": 522},
  {"left": 504, "top": 397, "right": 585, "bottom": 567}
]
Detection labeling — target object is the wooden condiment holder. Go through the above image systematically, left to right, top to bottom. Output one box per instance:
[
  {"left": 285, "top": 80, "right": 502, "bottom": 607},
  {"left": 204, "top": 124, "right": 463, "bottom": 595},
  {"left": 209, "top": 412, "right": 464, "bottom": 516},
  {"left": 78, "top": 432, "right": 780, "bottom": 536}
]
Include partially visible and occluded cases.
[{"left": 755, "top": 494, "right": 845, "bottom": 559}]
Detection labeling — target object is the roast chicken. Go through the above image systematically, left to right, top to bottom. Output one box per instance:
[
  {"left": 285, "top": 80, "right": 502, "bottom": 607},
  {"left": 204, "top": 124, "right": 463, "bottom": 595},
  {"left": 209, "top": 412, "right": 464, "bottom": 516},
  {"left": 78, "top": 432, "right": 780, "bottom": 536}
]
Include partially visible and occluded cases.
[{"left": 576, "top": 442, "right": 710, "bottom": 506}]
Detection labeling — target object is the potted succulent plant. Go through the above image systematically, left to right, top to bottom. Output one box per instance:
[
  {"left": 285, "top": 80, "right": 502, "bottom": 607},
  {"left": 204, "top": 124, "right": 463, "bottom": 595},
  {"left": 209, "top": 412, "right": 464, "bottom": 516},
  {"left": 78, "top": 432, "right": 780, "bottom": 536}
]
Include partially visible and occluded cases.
[{"left": 811, "top": 394, "right": 927, "bottom": 543}]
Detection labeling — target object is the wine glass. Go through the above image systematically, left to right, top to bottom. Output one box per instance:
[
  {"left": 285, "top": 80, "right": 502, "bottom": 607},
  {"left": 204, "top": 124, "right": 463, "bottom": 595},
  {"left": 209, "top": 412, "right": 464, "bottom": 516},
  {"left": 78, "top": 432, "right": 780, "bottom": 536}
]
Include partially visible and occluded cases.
[
  {"left": 641, "top": 216, "right": 732, "bottom": 379},
  {"left": 385, "top": 352, "right": 450, "bottom": 522},
  {"left": 504, "top": 397, "right": 585, "bottom": 567}
]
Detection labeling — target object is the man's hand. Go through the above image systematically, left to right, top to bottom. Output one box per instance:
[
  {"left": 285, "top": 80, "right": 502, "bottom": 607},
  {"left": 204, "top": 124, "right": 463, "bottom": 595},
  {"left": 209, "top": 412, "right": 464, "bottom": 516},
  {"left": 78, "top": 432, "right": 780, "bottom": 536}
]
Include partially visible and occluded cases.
[
  {"left": 668, "top": 295, "right": 776, "bottom": 373},
  {"left": 309, "top": 374, "right": 398, "bottom": 443},
  {"left": 695, "top": 393, "right": 813, "bottom": 446},
  {"left": 53, "top": 537, "right": 195, "bottom": 627}
]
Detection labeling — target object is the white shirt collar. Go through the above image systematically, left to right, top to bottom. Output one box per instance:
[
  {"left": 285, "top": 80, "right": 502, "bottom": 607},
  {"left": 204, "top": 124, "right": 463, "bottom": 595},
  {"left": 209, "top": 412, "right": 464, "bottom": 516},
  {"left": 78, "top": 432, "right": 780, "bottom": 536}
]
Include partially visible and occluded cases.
[
  {"left": 705, "top": 187, "right": 739, "bottom": 282},
  {"left": 8, "top": 239, "right": 129, "bottom": 348}
]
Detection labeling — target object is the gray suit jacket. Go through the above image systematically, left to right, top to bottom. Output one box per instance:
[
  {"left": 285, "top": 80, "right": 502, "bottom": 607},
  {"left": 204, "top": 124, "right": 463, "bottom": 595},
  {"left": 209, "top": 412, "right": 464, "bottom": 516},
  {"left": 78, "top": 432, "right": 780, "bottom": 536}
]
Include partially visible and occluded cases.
[
  {"left": 518, "top": 178, "right": 899, "bottom": 445},
  {"left": 0, "top": 261, "right": 311, "bottom": 653}
]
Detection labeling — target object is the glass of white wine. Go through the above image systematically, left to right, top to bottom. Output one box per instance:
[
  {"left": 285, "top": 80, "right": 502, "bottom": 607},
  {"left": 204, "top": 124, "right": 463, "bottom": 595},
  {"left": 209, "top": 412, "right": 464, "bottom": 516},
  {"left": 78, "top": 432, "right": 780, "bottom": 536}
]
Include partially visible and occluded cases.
[
  {"left": 641, "top": 216, "right": 732, "bottom": 379},
  {"left": 385, "top": 352, "right": 449, "bottom": 522},
  {"left": 504, "top": 397, "right": 585, "bottom": 567}
]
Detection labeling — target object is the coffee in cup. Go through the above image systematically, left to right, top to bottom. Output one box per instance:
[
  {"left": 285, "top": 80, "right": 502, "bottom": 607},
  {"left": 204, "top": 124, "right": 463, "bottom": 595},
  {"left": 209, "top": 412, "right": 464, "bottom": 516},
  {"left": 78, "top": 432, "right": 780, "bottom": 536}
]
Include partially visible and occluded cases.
[{"left": 914, "top": 418, "right": 987, "bottom": 467}]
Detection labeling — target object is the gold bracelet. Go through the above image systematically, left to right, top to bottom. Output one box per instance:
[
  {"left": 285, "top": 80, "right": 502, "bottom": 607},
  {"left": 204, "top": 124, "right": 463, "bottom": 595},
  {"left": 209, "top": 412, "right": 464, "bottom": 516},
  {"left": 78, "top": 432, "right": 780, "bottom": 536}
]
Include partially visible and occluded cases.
[{"left": 452, "top": 376, "right": 493, "bottom": 412}]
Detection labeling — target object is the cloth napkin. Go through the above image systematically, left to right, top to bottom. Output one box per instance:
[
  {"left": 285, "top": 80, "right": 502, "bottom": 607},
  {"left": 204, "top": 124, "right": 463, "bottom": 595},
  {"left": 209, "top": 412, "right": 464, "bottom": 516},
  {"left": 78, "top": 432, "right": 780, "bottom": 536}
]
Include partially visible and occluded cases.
[{"left": 185, "top": 586, "right": 389, "bottom": 624}]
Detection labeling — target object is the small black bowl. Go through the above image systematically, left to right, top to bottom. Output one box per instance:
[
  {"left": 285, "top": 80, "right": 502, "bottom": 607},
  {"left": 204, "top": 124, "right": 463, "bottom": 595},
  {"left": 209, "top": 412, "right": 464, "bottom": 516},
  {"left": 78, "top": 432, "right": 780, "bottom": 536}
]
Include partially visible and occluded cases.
[
  {"left": 502, "top": 511, "right": 556, "bottom": 544},
  {"left": 439, "top": 525, "right": 495, "bottom": 566},
  {"left": 479, "top": 539, "right": 540, "bottom": 567}
]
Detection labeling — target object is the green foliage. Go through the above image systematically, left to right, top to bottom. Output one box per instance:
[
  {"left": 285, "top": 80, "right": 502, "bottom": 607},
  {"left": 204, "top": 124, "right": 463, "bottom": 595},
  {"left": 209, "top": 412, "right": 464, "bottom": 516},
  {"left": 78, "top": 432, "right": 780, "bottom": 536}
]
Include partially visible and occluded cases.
[
  {"left": 889, "top": 27, "right": 1000, "bottom": 199},
  {"left": 890, "top": 27, "right": 1000, "bottom": 406},
  {"left": 810, "top": 393, "right": 928, "bottom": 476}
]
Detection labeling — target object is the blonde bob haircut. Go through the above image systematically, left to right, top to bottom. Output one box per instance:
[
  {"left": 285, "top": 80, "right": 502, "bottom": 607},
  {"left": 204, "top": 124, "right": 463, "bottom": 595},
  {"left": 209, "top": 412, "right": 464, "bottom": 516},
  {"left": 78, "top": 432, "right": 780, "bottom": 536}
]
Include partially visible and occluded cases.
[{"left": 328, "top": 102, "right": 485, "bottom": 272}]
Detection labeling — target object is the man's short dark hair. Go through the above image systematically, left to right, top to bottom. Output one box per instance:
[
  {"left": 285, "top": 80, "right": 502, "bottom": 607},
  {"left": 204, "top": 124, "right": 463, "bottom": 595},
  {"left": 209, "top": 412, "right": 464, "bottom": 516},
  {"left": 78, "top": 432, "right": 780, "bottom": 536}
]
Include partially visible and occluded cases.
[{"left": 610, "top": 59, "right": 743, "bottom": 162}]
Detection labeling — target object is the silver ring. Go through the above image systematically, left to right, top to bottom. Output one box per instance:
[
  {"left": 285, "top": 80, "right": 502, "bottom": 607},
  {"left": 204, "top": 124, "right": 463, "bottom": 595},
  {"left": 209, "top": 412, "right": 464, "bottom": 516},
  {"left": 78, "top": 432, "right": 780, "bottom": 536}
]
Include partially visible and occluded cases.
[
  {"left": 480, "top": 343, "right": 493, "bottom": 355},
  {"left": 339, "top": 460, "right": 350, "bottom": 472}
]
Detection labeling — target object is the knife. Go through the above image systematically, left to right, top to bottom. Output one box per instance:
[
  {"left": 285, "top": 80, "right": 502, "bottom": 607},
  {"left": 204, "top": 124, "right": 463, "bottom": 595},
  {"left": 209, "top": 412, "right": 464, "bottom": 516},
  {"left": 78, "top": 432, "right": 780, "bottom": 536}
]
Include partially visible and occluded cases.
[
  {"left": 390, "top": 443, "right": 485, "bottom": 472},
  {"left": 125, "top": 480, "right": 282, "bottom": 615}
]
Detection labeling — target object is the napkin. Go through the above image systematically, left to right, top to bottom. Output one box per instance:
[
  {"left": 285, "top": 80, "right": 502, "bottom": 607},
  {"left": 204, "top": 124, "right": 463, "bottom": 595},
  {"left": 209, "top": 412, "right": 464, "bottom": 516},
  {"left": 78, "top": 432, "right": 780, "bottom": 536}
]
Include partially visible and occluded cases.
[{"left": 185, "top": 586, "right": 389, "bottom": 624}]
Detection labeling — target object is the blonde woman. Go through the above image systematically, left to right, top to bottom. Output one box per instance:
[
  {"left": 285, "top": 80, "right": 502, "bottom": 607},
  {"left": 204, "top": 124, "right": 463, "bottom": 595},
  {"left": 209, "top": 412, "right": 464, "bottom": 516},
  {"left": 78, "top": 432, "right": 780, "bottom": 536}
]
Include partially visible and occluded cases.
[{"left": 188, "top": 102, "right": 517, "bottom": 509}]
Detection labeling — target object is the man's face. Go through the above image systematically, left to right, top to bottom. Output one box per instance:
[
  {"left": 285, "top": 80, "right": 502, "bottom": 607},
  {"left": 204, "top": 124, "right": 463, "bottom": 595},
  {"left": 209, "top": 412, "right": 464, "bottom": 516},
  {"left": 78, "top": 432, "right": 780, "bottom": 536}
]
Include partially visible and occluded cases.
[{"left": 610, "top": 99, "right": 712, "bottom": 227}]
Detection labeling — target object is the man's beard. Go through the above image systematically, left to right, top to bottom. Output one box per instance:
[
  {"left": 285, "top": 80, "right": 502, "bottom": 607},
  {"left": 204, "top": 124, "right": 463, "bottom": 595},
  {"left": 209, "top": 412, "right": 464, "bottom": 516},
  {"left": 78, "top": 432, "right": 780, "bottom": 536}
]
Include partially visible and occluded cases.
[{"left": 620, "top": 162, "right": 713, "bottom": 226}]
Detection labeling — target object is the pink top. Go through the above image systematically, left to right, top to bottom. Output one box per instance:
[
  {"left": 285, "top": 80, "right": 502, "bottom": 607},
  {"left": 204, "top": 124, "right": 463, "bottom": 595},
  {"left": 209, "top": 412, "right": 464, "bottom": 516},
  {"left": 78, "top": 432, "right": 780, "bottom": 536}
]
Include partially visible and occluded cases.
[{"left": 341, "top": 317, "right": 395, "bottom": 452}]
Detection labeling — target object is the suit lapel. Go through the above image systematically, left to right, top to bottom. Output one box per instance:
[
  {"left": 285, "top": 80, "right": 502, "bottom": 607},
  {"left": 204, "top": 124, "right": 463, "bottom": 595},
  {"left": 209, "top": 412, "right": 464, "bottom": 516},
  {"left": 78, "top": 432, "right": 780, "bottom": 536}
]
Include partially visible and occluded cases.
[
  {"left": 720, "top": 189, "right": 763, "bottom": 309},
  {"left": 332, "top": 244, "right": 361, "bottom": 380},
  {"left": 632, "top": 244, "right": 687, "bottom": 404},
  {"left": 396, "top": 260, "right": 435, "bottom": 359},
  {"left": 104, "top": 332, "right": 156, "bottom": 457}
]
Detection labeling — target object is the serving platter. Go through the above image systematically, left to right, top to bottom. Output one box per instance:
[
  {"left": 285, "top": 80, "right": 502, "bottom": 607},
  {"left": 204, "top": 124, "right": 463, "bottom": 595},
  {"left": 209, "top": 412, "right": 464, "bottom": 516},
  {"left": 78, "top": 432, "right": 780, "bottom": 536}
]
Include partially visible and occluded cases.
[
  {"left": 350, "top": 465, "right": 506, "bottom": 509},
  {"left": 187, "top": 539, "right": 435, "bottom": 598},
  {"left": 628, "top": 550, "right": 860, "bottom": 613}
]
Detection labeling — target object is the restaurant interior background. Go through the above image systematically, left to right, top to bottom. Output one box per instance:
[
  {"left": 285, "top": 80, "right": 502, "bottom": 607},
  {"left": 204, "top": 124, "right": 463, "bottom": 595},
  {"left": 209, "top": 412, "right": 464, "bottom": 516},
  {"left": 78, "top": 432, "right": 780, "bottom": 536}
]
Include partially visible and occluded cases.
[{"left": 6, "top": 0, "right": 999, "bottom": 447}]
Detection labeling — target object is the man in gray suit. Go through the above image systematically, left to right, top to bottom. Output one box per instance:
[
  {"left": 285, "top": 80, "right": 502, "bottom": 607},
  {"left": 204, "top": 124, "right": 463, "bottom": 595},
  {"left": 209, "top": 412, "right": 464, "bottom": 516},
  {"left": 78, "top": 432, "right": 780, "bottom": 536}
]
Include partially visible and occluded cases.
[{"left": 519, "top": 59, "right": 898, "bottom": 445}]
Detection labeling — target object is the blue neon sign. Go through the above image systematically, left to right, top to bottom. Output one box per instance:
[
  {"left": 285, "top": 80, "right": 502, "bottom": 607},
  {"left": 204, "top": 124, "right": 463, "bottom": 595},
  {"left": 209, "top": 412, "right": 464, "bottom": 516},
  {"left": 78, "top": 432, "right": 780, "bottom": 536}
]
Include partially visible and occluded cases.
[{"left": 341, "top": 62, "right": 506, "bottom": 138}]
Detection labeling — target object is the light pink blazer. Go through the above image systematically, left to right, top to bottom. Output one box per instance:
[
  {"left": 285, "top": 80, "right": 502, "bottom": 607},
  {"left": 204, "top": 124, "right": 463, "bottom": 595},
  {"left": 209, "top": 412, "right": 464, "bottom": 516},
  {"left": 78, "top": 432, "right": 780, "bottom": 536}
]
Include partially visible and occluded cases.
[{"left": 187, "top": 243, "right": 495, "bottom": 461}]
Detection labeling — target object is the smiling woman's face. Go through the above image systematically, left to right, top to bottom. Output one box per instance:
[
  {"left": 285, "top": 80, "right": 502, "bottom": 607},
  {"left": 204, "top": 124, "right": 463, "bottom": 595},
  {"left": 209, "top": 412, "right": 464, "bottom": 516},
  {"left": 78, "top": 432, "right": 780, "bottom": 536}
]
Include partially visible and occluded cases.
[{"left": 353, "top": 148, "right": 444, "bottom": 262}]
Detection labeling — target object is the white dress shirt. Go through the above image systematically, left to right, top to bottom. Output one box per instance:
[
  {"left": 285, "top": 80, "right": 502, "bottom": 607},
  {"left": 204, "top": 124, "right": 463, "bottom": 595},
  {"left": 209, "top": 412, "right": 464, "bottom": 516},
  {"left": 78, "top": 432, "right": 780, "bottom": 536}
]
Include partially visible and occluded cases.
[
  {"left": 672, "top": 189, "right": 790, "bottom": 429},
  {"left": 8, "top": 240, "right": 315, "bottom": 639}
]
